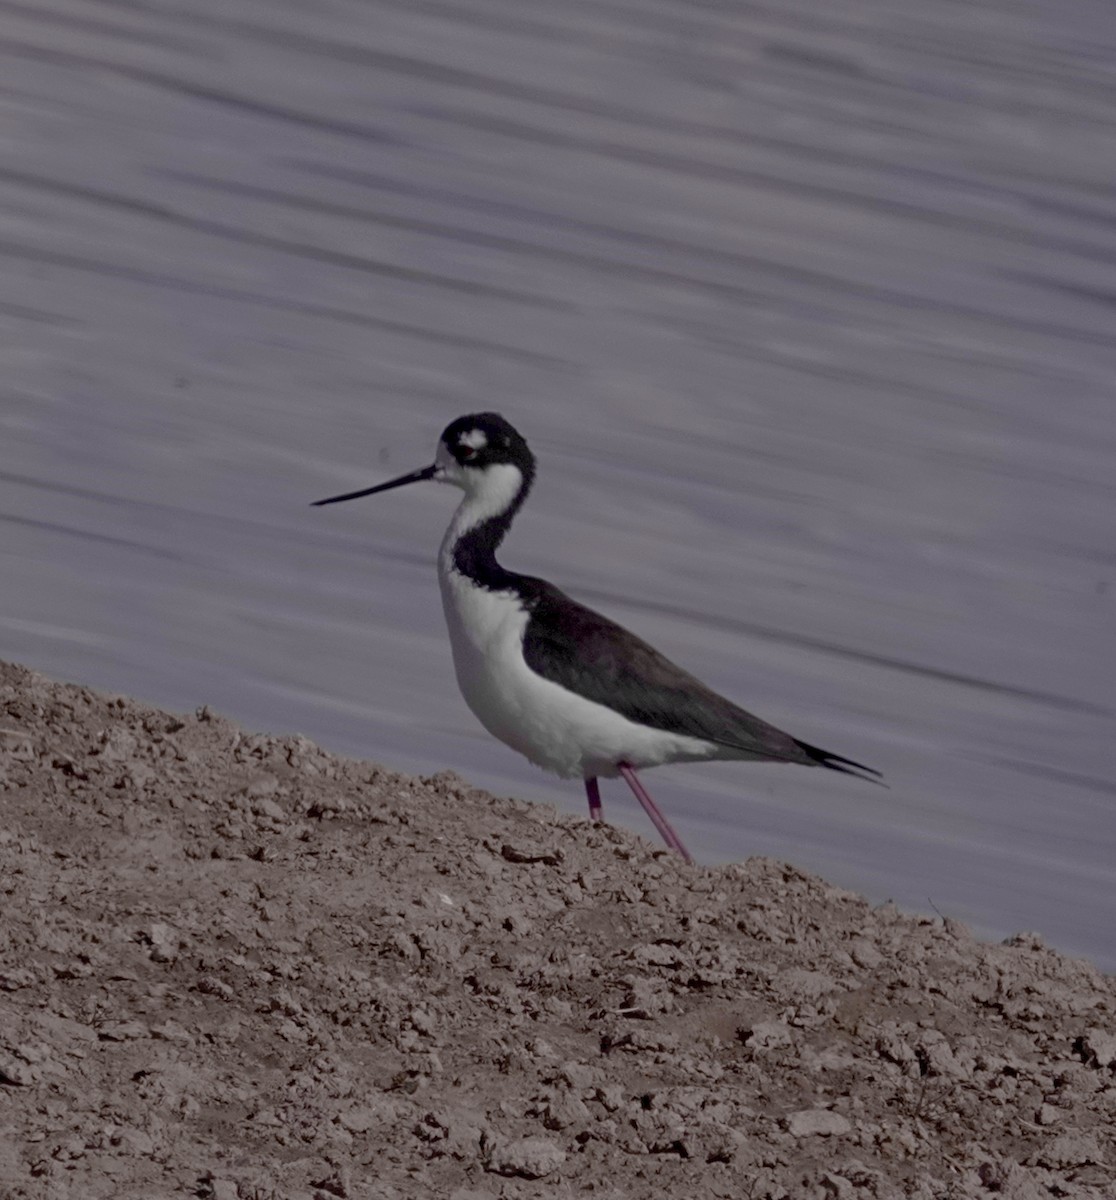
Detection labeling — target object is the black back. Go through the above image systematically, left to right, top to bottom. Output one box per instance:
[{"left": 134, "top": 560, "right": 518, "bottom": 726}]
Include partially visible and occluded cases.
[{"left": 521, "top": 581, "right": 814, "bottom": 763}]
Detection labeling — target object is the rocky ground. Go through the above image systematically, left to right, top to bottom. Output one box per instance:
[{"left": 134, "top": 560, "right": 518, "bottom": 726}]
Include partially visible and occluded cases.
[{"left": 0, "top": 660, "right": 1113, "bottom": 1199}]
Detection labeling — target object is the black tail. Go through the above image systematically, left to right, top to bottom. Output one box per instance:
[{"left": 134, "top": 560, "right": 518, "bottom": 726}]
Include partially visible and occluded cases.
[{"left": 794, "top": 740, "right": 886, "bottom": 786}]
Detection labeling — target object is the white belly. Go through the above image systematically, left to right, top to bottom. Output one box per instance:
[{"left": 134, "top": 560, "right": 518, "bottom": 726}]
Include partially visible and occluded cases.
[{"left": 437, "top": 564, "right": 714, "bottom": 780}]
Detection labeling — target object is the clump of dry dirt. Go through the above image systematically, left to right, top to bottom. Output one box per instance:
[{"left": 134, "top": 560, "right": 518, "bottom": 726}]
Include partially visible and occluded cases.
[{"left": 0, "top": 661, "right": 1113, "bottom": 1200}]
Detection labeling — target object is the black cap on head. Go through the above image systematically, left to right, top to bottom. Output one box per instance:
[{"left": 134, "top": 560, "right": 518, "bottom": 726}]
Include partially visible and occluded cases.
[{"left": 440, "top": 412, "right": 536, "bottom": 478}]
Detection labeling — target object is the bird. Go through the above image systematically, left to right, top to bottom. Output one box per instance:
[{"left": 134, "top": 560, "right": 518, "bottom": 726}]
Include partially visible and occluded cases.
[{"left": 313, "top": 412, "right": 881, "bottom": 863}]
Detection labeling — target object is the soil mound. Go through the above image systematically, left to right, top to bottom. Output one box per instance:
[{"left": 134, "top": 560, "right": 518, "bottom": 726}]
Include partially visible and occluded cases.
[{"left": 1, "top": 661, "right": 1113, "bottom": 1199}]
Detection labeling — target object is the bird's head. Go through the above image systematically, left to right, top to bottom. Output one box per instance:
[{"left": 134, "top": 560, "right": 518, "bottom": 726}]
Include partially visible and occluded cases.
[
  {"left": 312, "top": 412, "right": 535, "bottom": 511},
  {"left": 434, "top": 412, "right": 535, "bottom": 499}
]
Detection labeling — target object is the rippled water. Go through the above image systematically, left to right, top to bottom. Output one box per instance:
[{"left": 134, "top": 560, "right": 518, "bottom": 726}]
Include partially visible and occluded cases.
[{"left": 2, "top": 0, "right": 1114, "bottom": 966}]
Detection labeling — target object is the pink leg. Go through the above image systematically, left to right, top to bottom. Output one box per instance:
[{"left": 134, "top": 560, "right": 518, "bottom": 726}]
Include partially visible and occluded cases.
[
  {"left": 617, "top": 764, "right": 693, "bottom": 863},
  {"left": 585, "top": 777, "right": 602, "bottom": 823}
]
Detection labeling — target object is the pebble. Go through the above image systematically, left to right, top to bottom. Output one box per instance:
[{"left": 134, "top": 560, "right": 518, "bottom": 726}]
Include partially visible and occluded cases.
[
  {"left": 785, "top": 1109, "right": 853, "bottom": 1137},
  {"left": 487, "top": 1136, "right": 567, "bottom": 1179}
]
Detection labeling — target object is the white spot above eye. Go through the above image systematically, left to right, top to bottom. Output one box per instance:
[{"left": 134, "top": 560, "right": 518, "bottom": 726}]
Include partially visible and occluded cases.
[{"left": 459, "top": 428, "right": 488, "bottom": 450}]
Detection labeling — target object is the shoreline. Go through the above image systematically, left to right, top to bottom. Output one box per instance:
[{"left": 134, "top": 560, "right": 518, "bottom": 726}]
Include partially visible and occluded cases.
[{"left": 1, "top": 659, "right": 1113, "bottom": 1198}]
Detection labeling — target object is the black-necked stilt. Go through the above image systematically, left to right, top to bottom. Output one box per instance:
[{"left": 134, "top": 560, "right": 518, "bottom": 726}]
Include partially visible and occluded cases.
[{"left": 314, "top": 413, "right": 880, "bottom": 863}]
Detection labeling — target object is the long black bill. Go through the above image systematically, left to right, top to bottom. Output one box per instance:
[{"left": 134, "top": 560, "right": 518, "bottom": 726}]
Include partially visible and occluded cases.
[{"left": 311, "top": 463, "right": 439, "bottom": 506}]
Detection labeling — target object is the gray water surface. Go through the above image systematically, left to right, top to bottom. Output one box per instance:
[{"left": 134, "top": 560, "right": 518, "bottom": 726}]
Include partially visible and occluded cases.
[{"left": 2, "top": 0, "right": 1114, "bottom": 966}]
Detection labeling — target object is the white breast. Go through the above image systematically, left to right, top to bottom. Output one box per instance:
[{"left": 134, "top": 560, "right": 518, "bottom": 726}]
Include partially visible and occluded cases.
[{"left": 437, "top": 529, "right": 715, "bottom": 780}]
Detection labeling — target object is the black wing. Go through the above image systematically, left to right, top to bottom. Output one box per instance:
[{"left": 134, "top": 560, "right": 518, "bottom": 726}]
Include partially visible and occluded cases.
[{"left": 521, "top": 580, "right": 816, "bottom": 764}]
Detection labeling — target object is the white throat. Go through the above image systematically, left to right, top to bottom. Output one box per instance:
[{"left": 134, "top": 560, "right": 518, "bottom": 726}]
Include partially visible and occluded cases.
[{"left": 438, "top": 463, "right": 525, "bottom": 569}]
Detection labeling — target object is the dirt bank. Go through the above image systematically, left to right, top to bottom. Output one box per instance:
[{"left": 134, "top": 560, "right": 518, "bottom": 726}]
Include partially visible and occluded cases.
[{"left": 0, "top": 661, "right": 1113, "bottom": 1199}]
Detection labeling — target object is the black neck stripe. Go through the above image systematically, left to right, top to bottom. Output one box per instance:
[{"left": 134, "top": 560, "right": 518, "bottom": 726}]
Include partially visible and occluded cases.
[{"left": 450, "top": 471, "right": 539, "bottom": 599}]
